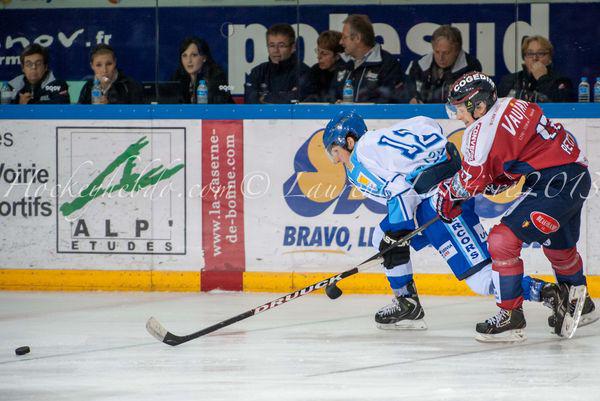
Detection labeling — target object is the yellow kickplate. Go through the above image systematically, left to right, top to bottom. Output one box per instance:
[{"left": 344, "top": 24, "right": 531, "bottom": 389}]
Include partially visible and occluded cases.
[
  {"left": 0, "top": 269, "right": 598, "bottom": 297},
  {"left": 0, "top": 269, "right": 200, "bottom": 292}
]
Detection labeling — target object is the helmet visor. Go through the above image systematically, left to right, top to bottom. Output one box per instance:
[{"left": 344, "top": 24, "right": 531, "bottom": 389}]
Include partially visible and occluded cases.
[
  {"left": 445, "top": 101, "right": 458, "bottom": 119},
  {"left": 325, "top": 143, "right": 343, "bottom": 163}
]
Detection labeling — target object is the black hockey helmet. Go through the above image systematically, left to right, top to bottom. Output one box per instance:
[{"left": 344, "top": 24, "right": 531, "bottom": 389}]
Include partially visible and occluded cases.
[{"left": 446, "top": 71, "right": 497, "bottom": 119}]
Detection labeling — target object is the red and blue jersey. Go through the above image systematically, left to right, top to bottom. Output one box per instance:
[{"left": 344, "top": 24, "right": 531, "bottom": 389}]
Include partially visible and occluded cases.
[{"left": 455, "top": 97, "right": 586, "bottom": 196}]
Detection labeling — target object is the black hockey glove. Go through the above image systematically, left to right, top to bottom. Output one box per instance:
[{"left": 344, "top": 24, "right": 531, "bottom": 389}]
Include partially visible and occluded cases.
[
  {"left": 411, "top": 142, "right": 462, "bottom": 194},
  {"left": 379, "top": 230, "right": 411, "bottom": 269}
]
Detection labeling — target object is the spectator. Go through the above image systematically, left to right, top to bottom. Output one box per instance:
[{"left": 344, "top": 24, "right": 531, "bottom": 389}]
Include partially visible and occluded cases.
[
  {"left": 332, "top": 14, "right": 406, "bottom": 103},
  {"left": 244, "top": 23, "right": 310, "bottom": 104},
  {"left": 406, "top": 25, "right": 482, "bottom": 104},
  {"left": 302, "top": 30, "right": 343, "bottom": 102},
  {"left": 497, "top": 35, "right": 574, "bottom": 102},
  {"left": 172, "top": 37, "right": 233, "bottom": 104},
  {"left": 8, "top": 44, "right": 69, "bottom": 104},
  {"left": 78, "top": 44, "right": 143, "bottom": 104}
]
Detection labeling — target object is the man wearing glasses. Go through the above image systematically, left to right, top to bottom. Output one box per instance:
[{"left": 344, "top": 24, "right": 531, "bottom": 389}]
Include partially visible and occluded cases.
[
  {"left": 332, "top": 14, "right": 406, "bottom": 103},
  {"left": 244, "top": 23, "right": 310, "bottom": 104},
  {"left": 406, "top": 25, "right": 483, "bottom": 104},
  {"left": 497, "top": 35, "right": 574, "bottom": 102},
  {"left": 7, "top": 44, "right": 70, "bottom": 104}
]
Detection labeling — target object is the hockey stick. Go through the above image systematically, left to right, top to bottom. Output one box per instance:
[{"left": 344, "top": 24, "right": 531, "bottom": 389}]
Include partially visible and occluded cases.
[
  {"left": 324, "top": 215, "right": 440, "bottom": 299},
  {"left": 146, "top": 216, "right": 439, "bottom": 346}
]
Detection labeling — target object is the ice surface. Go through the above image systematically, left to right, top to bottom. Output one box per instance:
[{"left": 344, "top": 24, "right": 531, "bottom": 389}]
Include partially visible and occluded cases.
[{"left": 0, "top": 291, "right": 599, "bottom": 401}]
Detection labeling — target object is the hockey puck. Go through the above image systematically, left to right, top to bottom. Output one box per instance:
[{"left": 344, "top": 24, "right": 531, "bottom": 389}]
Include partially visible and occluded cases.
[
  {"left": 325, "top": 284, "right": 343, "bottom": 299},
  {"left": 15, "top": 346, "right": 30, "bottom": 356}
]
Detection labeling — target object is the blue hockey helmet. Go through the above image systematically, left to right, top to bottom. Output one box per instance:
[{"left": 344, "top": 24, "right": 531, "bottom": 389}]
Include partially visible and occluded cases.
[{"left": 322, "top": 111, "right": 368, "bottom": 158}]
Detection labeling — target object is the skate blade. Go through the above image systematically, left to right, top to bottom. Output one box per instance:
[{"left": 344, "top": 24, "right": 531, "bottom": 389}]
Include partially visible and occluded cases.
[
  {"left": 560, "top": 285, "right": 587, "bottom": 339},
  {"left": 548, "top": 310, "right": 598, "bottom": 333},
  {"left": 553, "top": 310, "right": 600, "bottom": 333},
  {"left": 580, "top": 310, "right": 600, "bottom": 327},
  {"left": 376, "top": 319, "right": 428, "bottom": 330},
  {"left": 475, "top": 329, "right": 526, "bottom": 343}
]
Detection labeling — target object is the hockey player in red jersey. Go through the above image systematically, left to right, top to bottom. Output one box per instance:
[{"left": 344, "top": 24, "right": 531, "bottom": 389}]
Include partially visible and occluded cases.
[{"left": 436, "top": 71, "right": 597, "bottom": 342}]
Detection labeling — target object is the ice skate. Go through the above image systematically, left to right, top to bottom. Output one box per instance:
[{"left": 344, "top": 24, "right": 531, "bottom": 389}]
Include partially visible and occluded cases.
[
  {"left": 540, "top": 282, "right": 567, "bottom": 335},
  {"left": 542, "top": 283, "right": 587, "bottom": 337},
  {"left": 557, "top": 285, "right": 586, "bottom": 338},
  {"left": 548, "top": 289, "right": 598, "bottom": 329},
  {"left": 375, "top": 295, "right": 427, "bottom": 330},
  {"left": 578, "top": 295, "right": 599, "bottom": 327},
  {"left": 475, "top": 307, "right": 526, "bottom": 343}
]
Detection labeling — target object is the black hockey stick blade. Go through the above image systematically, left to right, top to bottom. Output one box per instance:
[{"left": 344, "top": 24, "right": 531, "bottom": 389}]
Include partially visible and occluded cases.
[{"left": 147, "top": 309, "right": 255, "bottom": 346}]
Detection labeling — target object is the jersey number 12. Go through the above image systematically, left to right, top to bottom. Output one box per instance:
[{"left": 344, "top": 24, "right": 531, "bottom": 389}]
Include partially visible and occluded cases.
[{"left": 378, "top": 129, "right": 442, "bottom": 160}]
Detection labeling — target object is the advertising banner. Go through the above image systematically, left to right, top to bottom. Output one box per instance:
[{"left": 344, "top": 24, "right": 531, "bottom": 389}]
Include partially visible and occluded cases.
[
  {"left": 1, "top": 113, "right": 598, "bottom": 281},
  {"left": 243, "top": 118, "right": 597, "bottom": 276},
  {"left": 0, "top": 119, "right": 203, "bottom": 270},
  {"left": 201, "top": 120, "right": 245, "bottom": 271},
  {"left": 56, "top": 126, "right": 187, "bottom": 255}
]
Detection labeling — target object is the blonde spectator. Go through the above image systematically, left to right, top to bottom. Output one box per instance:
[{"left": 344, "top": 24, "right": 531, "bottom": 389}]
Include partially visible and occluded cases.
[
  {"left": 497, "top": 35, "right": 573, "bottom": 102},
  {"left": 78, "top": 44, "right": 143, "bottom": 104}
]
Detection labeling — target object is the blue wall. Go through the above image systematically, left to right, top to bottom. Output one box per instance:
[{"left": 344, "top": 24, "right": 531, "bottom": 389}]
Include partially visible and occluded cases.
[{"left": 0, "top": 103, "right": 598, "bottom": 120}]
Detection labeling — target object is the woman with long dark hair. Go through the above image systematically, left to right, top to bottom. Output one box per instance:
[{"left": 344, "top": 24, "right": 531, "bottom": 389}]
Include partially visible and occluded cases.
[{"left": 173, "top": 37, "right": 234, "bottom": 104}]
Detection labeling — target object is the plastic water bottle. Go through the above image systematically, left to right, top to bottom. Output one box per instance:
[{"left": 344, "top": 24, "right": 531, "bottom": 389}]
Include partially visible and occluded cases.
[
  {"left": 578, "top": 77, "right": 590, "bottom": 103},
  {"left": 594, "top": 77, "right": 600, "bottom": 103},
  {"left": 91, "top": 78, "right": 102, "bottom": 105},
  {"left": 342, "top": 79, "right": 354, "bottom": 103},
  {"left": 196, "top": 80, "right": 208, "bottom": 104},
  {"left": 0, "top": 81, "right": 12, "bottom": 104},
  {"left": 259, "top": 83, "right": 269, "bottom": 99}
]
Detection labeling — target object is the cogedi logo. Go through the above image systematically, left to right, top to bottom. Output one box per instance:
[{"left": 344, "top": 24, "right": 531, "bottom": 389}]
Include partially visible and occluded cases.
[
  {"left": 452, "top": 72, "right": 496, "bottom": 93},
  {"left": 282, "top": 128, "right": 385, "bottom": 217}
]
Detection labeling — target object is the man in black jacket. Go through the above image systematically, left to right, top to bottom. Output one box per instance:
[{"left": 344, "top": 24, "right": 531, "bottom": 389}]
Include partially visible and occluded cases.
[
  {"left": 331, "top": 14, "right": 406, "bottom": 103},
  {"left": 244, "top": 23, "right": 310, "bottom": 104},
  {"left": 406, "top": 25, "right": 482, "bottom": 104},
  {"left": 497, "top": 35, "right": 573, "bottom": 102},
  {"left": 8, "top": 44, "right": 70, "bottom": 104},
  {"left": 78, "top": 44, "right": 143, "bottom": 104}
]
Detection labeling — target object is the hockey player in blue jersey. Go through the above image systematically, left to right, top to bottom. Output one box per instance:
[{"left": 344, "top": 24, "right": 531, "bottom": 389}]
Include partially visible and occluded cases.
[{"left": 323, "top": 110, "right": 570, "bottom": 342}]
